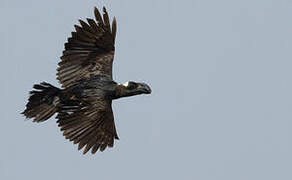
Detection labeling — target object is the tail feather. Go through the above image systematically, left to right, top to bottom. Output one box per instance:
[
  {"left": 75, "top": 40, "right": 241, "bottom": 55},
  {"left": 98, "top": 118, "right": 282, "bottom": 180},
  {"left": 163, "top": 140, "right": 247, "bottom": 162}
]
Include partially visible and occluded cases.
[{"left": 22, "top": 82, "right": 61, "bottom": 122}]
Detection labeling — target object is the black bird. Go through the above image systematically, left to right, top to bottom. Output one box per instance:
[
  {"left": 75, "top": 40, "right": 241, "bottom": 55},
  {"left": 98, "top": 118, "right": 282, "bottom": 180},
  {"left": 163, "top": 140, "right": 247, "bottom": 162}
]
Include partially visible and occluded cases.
[{"left": 22, "top": 7, "right": 151, "bottom": 154}]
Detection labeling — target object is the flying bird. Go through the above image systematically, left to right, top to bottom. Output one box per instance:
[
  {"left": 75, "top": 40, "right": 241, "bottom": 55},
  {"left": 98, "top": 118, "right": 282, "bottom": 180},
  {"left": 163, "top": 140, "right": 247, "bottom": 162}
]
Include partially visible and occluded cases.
[{"left": 22, "top": 7, "right": 151, "bottom": 154}]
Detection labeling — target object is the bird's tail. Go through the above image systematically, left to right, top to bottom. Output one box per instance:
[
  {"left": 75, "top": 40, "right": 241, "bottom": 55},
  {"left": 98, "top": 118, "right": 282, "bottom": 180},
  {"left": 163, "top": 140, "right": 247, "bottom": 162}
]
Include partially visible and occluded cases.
[{"left": 22, "top": 82, "right": 61, "bottom": 122}]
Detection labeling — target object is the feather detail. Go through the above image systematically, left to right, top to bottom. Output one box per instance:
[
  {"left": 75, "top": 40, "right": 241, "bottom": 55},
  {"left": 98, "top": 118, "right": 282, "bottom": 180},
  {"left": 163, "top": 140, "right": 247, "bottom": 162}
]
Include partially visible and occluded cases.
[
  {"left": 57, "top": 7, "right": 117, "bottom": 88},
  {"left": 57, "top": 97, "right": 118, "bottom": 154}
]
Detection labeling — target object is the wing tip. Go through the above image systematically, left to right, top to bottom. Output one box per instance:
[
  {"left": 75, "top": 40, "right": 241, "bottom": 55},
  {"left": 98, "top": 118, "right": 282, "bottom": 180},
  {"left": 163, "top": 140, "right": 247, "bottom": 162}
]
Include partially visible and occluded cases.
[
  {"left": 94, "top": 6, "right": 98, "bottom": 12},
  {"left": 102, "top": 6, "right": 107, "bottom": 13}
]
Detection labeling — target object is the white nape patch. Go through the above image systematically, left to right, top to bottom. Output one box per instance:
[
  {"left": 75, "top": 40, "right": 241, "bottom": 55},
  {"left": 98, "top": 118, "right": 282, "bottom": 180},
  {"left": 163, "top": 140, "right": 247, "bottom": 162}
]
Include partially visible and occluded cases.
[{"left": 121, "top": 81, "right": 129, "bottom": 87}]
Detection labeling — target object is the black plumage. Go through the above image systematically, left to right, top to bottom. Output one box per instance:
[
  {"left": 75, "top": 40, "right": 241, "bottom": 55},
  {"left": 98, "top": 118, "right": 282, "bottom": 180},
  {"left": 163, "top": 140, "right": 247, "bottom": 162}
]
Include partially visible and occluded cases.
[{"left": 22, "top": 7, "right": 151, "bottom": 154}]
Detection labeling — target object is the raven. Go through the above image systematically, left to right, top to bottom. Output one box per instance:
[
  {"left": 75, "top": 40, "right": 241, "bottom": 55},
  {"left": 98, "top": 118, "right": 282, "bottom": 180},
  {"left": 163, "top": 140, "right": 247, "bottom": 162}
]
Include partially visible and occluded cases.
[{"left": 22, "top": 7, "right": 151, "bottom": 154}]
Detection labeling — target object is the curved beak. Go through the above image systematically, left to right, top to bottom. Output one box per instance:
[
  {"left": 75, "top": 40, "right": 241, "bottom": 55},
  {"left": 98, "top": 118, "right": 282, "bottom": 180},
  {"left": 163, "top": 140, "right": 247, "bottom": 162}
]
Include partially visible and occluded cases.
[{"left": 138, "top": 83, "right": 152, "bottom": 94}]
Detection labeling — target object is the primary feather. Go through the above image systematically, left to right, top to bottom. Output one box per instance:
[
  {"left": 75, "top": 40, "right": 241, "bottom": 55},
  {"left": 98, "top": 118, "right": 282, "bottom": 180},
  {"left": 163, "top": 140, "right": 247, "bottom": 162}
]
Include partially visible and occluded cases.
[{"left": 57, "top": 7, "right": 116, "bottom": 88}]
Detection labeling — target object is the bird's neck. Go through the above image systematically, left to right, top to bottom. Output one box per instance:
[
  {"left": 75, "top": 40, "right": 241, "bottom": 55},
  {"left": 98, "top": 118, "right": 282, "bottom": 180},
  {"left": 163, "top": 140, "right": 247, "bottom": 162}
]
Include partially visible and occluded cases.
[
  {"left": 113, "top": 84, "right": 142, "bottom": 99},
  {"left": 113, "top": 85, "right": 128, "bottom": 99}
]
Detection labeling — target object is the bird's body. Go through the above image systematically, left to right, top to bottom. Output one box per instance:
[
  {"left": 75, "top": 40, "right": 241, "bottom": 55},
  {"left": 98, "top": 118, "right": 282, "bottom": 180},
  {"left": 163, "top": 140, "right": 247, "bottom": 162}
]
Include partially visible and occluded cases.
[
  {"left": 22, "top": 7, "right": 151, "bottom": 154},
  {"left": 65, "top": 74, "right": 117, "bottom": 100}
]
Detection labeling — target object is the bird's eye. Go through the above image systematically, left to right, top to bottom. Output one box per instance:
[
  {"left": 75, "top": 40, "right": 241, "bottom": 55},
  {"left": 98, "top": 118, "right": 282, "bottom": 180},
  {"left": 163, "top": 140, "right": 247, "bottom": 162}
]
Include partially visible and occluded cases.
[{"left": 127, "top": 82, "right": 137, "bottom": 90}]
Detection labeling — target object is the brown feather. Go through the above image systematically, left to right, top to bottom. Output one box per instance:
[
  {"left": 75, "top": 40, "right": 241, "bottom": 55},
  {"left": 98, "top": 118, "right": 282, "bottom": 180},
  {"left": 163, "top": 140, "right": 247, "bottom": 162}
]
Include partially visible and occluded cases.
[
  {"left": 94, "top": 7, "right": 105, "bottom": 29},
  {"left": 102, "top": 7, "right": 111, "bottom": 32},
  {"left": 112, "top": 17, "right": 117, "bottom": 43},
  {"left": 87, "top": 18, "right": 101, "bottom": 33},
  {"left": 79, "top": 19, "right": 93, "bottom": 33},
  {"left": 91, "top": 144, "right": 100, "bottom": 154}
]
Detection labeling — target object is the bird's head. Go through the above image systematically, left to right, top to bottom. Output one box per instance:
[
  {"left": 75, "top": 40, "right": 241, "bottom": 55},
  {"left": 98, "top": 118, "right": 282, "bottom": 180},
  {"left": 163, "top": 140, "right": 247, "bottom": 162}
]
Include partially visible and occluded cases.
[{"left": 115, "top": 81, "right": 151, "bottom": 99}]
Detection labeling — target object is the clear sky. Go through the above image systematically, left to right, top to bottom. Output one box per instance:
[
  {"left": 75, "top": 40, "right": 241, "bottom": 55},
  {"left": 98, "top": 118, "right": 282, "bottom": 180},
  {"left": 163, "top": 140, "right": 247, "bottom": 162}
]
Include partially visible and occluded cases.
[{"left": 1, "top": 0, "right": 292, "bottom": 179}]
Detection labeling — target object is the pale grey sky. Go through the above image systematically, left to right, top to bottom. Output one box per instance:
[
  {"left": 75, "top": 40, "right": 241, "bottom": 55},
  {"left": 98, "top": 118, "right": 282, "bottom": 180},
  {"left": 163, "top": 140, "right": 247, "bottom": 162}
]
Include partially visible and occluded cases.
[{"left": 1, "top": 0, "right": 292, "bottom": 179}]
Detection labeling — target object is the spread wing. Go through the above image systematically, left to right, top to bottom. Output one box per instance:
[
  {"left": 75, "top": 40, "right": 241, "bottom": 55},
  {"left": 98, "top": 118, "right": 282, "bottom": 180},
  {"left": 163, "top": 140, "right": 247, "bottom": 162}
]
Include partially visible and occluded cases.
[
  {"left": 57, "top": 7, "right": 117, "bottom": 88},
  {"left": 57, "top": 97, "right": 119, "bottom": 154}
]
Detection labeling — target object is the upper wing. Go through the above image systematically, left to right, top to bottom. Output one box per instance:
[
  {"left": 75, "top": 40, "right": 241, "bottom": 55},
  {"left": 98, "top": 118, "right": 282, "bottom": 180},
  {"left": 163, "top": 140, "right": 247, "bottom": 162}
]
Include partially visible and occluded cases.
[
  {"left": 57, "top": 7, "right": 117, "bottom": 88},
  {"left": 57, "top": 97, "right": 119, "bottom": 154}
]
